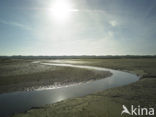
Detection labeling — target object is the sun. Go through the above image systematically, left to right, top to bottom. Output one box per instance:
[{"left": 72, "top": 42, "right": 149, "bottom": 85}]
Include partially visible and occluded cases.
[{"left": 50, "top": 0, "right": 73, "bottom": 22}]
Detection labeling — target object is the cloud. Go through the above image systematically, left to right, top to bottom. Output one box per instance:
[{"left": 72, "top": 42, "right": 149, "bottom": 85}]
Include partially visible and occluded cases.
[
  {"left": 0, "top": 19, "right": 32, "bottom": 30},
  {"left": 109, "top": 20, "right": 118, "bottom": 27},
  {"left": 107, "top": 31, "right": 114, "bottom": 38}
]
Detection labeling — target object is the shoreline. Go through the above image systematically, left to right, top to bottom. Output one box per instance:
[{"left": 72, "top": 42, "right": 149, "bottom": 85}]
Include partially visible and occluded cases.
[
  {"left": 12, "top": 58, "right": 156, "bottom": 117},
  {"left": 0, "top": 61, "right": 112, "bottom": 94},
  {"left": 12, "top": 71, "right": 155, "bottom": 117}
]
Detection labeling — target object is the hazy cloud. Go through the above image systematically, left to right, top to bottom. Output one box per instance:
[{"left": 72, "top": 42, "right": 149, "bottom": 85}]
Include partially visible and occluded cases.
[
  {"left": 0, "top": 19, "right": 32, "bottom": 31},
  {"left": 109, "top": 20, "right": 118, "bottom": 27}
]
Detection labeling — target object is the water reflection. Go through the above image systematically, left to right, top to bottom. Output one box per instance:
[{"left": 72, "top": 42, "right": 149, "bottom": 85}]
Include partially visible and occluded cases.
[{"left": 0, "top": 63, "right": 139, "bottom": 117}]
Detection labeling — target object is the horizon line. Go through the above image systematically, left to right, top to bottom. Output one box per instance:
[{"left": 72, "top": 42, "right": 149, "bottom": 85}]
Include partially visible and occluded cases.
[{"left": 0, "top": 54, "right": 156, "bottom": 57}]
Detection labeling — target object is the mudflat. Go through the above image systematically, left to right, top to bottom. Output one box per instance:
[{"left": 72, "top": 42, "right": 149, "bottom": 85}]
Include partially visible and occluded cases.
[
  {"left": 12, "top": 58, "right": 156, "bottom": 117},
  {"left": 0, "top": 59, "right": 112, "bottom": 94}
]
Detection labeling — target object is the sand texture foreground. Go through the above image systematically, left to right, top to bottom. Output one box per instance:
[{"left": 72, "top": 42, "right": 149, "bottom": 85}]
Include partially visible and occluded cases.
[
  {"left": 12, "top": 58, "right": 156, "bottom": 117},
  {"left": 0, "top": 59, "right": 112, "bottom": 93}
]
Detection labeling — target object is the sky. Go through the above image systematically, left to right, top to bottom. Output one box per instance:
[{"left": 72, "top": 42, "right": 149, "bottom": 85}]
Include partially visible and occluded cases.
[{"left": 0, "top": 0, "right": 156, "bottom": 56}]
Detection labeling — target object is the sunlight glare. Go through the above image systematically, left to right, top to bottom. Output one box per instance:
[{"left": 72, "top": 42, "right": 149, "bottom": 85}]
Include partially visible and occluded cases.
[{"left": 50, "top": 0, "right": 73, "bottom": 22}]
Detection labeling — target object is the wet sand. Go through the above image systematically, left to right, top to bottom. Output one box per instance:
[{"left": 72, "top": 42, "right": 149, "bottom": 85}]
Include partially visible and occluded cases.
[
  {"left": 12, "top": 58, "right": 156, "bottom": 117},
  {"left": 0, "top": 59, "right": 112, "bottom": 94}
]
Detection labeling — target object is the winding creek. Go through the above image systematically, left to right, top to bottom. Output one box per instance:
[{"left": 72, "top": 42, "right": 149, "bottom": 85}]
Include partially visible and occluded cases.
[{"left": 0, "top": 63, "right": 140, "bottom": 117}]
